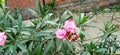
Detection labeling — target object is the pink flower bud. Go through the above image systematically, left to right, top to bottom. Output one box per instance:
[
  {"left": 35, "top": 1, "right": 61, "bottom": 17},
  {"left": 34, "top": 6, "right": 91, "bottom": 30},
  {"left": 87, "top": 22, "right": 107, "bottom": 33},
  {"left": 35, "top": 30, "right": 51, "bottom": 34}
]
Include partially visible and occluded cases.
[{"left": 0, "top": 32, "right": 7, "bottom": 46}]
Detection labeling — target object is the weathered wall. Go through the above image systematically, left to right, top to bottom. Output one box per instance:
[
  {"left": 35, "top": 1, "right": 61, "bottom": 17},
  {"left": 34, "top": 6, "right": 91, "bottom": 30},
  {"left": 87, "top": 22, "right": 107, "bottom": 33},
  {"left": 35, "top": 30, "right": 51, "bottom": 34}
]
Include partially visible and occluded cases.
[
  {"left": 6, "top": 0, "right": 120, "bottom": 19},
  {"left": 6, "top": 0, "right": 120, "bottom": 10},
  {"left": 6, "top": 0, "right": 35, "bottom": 9},
  {"left": 6, "top": 0, "right": 70, "bottom": 9},
  {"left": 56, "top": 0, "right": 120, "bottom": 13}
]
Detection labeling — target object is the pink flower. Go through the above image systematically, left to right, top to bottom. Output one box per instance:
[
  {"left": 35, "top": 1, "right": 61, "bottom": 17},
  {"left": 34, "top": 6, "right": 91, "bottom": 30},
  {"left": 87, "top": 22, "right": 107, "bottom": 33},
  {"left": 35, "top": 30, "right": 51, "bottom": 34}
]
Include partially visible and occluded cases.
[
  {"left": 64, "top": 20, "right": 76, "bottom": 33},
  {"left": 55, "top": 29, "right": 67, "bottom": 40},
  {"left": 0, "top": 32, "right": 7, "bottom": 46}
]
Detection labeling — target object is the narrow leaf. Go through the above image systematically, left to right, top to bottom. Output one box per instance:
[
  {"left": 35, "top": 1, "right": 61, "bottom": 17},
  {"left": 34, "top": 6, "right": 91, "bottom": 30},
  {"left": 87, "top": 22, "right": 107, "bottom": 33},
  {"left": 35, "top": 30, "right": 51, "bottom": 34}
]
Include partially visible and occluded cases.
[
  {"left": 29, "top": 9, "right": 39, "bottom": 17},
  {"left": 60, "top": 11, "right": 67, "bottom": 23},
  {"left": 18, "top": 14, "right": 22, "bottom": 30},
  {"left": 43, "top": 39, "right": 53, "bottom": 55},
  {"left": 17, "top": 43, "right": 27, "bottom": 52},
  {"left": 96, "top": 48, "right": 107, "bottom": 52}
]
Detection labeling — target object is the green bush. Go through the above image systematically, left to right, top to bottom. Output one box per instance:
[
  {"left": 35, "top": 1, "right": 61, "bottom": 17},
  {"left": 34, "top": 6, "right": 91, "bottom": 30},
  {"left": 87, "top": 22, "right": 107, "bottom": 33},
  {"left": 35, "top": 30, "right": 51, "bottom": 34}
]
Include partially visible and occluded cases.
[{"left": 0, "top": 4, "right": 120, "bottom": 55}]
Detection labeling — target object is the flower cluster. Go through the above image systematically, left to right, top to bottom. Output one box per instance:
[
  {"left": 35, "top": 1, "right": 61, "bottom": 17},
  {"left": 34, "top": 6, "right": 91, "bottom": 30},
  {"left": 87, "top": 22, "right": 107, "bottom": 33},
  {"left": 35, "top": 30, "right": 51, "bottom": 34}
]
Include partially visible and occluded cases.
[
  {"left": 55, "top": 20, "right": 79, "bottom": 42},
  {"left": 0, "top": 32, "right": 7, "bottom": 46}
]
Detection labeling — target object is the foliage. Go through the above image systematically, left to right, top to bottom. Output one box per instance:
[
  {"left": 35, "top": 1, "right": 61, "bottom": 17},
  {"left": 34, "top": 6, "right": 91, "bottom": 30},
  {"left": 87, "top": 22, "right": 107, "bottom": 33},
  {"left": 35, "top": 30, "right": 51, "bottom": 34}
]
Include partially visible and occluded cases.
[
  {"left": 0, "top": 0, "right": 4, "bottom": 9},
  {"left": 29, "top": 0, "right": 56, "bottom": 19},
  {"left": 45, "top": 0, "right": 56, "bottom": 10},
  {"left": 0, "top": 2, "right": 120, "bottom": 55},
  {"left": 92, "top": 5, "right": 120, "bottom": 15},
  {"left": 111, "top": 5, "right": 120, "bottom": 12},
  {"left": 0, "top": 8, "right": 74, "bottom": 55},
  {"left": 79, "top": 22, "right": 120, "bottom": 55}
]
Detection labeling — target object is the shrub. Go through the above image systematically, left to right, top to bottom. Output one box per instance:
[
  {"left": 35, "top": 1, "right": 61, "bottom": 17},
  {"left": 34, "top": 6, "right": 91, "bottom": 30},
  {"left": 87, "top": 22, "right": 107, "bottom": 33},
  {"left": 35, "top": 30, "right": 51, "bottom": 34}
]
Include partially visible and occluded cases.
[{"left": 0, "top": 7, "right": 120, "bottom": 55}]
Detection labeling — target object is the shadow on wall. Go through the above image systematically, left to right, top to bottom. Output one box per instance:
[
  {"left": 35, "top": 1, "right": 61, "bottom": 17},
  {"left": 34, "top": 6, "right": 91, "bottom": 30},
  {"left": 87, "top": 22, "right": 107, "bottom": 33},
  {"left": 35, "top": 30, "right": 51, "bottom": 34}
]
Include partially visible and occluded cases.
[
  {"left": 10, "top": 8, "right": 36, "bottom": 20},
  {"left": 21, "top": 9, "right": 36, "bottom": 20}
]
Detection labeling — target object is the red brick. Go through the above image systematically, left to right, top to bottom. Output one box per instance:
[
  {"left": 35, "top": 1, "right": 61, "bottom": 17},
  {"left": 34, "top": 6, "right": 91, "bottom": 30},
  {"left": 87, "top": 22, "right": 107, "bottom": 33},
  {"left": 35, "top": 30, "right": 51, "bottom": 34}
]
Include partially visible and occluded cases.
[
  {"left": 6, "top": 0, "right": 35, "bottom": 9},
  {"left": 6, "top": 0, "right": 70, "bottom": 9},
  {"left": 56, "top": 0, "right": 70, "bottom": 5},
  {"left": 94, "top": 0, "right": 109, "bottom": 7}
]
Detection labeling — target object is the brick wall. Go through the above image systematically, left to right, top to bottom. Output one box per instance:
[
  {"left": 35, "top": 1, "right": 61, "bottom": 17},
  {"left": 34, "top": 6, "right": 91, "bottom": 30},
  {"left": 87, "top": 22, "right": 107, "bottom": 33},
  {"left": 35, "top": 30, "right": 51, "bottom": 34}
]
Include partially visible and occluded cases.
[
  {"left": 6, "top": 0, "right": 70, "bottom": 9},
  {"left": 6, "top": 0, "right": 35, "bottom": 9},
  {"left": 6, "top": 0, "right": 120, "bottom": 10},
  {"left": 6, "top": 0, "right": 70, "bottom": 19}
]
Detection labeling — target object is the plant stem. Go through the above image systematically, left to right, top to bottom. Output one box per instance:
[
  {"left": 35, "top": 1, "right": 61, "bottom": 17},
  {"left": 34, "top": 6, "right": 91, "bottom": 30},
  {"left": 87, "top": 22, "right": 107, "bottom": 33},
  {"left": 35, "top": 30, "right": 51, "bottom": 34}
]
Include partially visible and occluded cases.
[{"left": 42, "top": 0, "right": 45, "bottom": 7}]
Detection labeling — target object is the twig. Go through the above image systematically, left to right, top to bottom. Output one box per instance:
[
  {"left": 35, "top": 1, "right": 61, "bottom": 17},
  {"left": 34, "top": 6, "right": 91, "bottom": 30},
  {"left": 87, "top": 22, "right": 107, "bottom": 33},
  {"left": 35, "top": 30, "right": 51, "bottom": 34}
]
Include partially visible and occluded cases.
[
  {"left": 111, "top": 11, "right": 116, "bottom": 22},
  {"left": 84, "top": 36, "right": 101, "bottom": 42}
]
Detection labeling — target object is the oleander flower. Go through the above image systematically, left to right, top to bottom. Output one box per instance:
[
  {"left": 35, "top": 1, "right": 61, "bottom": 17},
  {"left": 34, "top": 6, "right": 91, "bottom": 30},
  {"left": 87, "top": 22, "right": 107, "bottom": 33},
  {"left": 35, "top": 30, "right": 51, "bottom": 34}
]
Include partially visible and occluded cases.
[
  {"left": 64, "top": 20, "right": 76, "bottom": 33},
  {"left": 55, "top": 29, "right": 67, "bottom": 40},
  {"left": 0, "top": 32, "right": 7, "bottom": 46}
]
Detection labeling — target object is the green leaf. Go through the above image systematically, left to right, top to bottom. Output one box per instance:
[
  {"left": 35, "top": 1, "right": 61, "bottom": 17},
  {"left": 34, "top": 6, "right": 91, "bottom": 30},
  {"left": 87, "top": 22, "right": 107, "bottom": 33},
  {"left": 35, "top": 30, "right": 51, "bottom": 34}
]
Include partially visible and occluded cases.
[
  {"left": 0, "top": 0, "right": 4, "bottom": 4},
  {"left": 38, "top": 1, "right": 46, "bottom": 17},
  {"left": 29, "top": 9, "right": 39, "bottom": 17},
  {"left": 0, "top": 10, "right": 3, "bottom": 18},
  {"left": 60, "top": 10, "right": 74, "bottom": 22},
  {"left": 66, "top": 10, "right": 73, "bottom": 17},
  {"left": 3, "top": 11, "right": 10, "bottom": 27},
  {"left": 60, "top": 11, "right": 67, "bottom": 23},
  {"left": 75, "top": 11, "right": 85, "bottom": 26},
  {"left": 43, "top": 13, "right": 53, "bottom": 21},
  {"left": 80, "top": 13, "right": 85, "bottom": 20},
  {"left": 8, "top": 14, "right": 16, "bottom": 25},
  {"left": 18, "top": 14, "right": 22, "bottom": 30},
  {"left": 78, "top": 16, "right": 89, "bottom": 26},
  {"left": 30, "top": 19, "right": 39, "bottom": 25},
  {"left": 0, "top": 20, "right": 3, "bottom": 25},
  {"left": 44, "top": 20, "right": 57, "bottom": 26},
  {"left": 36, "top": 22, "right": 41, "bottom": 29},
  {"left": 83, "top": 25, "right": 98, "bottom": 28},
  {"left": 23, "top": 26, "right": 36, "bottom": 32},
  {"left": 7, "top": 28, "right": 17, "bottom": 35},
  {"left": 76, "top": 28, "right": 85, "bottom": 41},
  {"left": 33, "top": 30, "right": 54, "bottom": 37},
  {"left": 21, "top": 31, "right": 31, "bottom": 36},
  {"left": 33, "top": 32, "right": 50, "bottom": 37},
  {"left": 103, "top": 32, "right": 111, "bottom": 39},
  {"left": 79, "top": 33, "right": 85, "bottom": 41},
  {"left": 45, "top": 35, "right": 55, "bottom": 39},
  {"left": 9, "top": 36, "right": 15, "bottom": 41},
  {"left": 43, "top": 39, "right": 53, "bottom": 55},
  {"left": 18, "top": 40, "right": 28, "bottom": 44},
  {"left": 35, "top": 40, "right": 47, "bottom": 55},
  {"left": 56, "top": 40, "right": 62, "bottom": 52},
  {"left": 66, "top": 40, "right": 74, "bottom": 51},
  {"left": 28, "top": 42, "right": 33, "bottom": 51},
  {"left": 86, "top": 42, "right": 96, "bottom": 52},
  {"left": 17, "top": 43, "right": 27, "bottom": 52},
  {"left": 0, "top": 44, "right": 9, "bottom": 50},
  {"left": 0, "top": 44, "right": 12, "bottom": 55},
  {"left": 13, "top": 44, "right": 17, "bottom": 55},
  {"left": 9, "top": 45, "right": 14, "bottom": 53},
  {"left": 36, "top": 47, "right": 41, "bottom": 55},
  {"left": 5, "top": 48, "right": 11, "bottom": 55},
  {"left": 96, "top": 48, "right": 107, "bottom": 52},
  {"left": 28, "top": 49, "right": 33, "bottom": 55}
]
